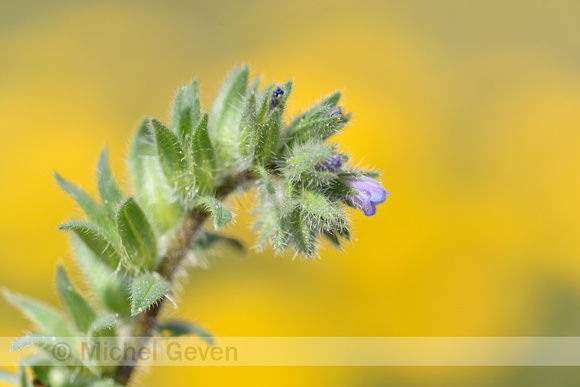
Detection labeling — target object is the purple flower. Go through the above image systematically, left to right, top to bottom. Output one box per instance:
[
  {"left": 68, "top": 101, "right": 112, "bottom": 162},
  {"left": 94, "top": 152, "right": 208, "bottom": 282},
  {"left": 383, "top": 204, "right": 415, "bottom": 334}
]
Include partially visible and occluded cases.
[
  {"left": 316, "top": 152, "right": 343, "bottom": 172},
  {"left": 342, "top": 176, "right": 390, "bottom": 216}
]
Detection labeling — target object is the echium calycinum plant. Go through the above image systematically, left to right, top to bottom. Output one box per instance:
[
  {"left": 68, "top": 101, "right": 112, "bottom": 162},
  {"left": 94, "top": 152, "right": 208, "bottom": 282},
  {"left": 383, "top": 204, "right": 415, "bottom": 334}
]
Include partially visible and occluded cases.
[{"left": 0, "top": 64, "right": 390, "bottom": 386}]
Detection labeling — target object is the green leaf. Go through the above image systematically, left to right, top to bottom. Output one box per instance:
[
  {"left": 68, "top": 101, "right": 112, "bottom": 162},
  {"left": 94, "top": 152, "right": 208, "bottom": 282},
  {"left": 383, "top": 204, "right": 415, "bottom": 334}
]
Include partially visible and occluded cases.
[
  {"left": 209, "top": 64, "right": 249, "bottom": 165},
  {"left": 248, "top": 73, "right": 261, "bottom": 94},
  {"left": 172, "top": 80, "right": 201, "bottom": 142},
  {"left": 280, "top": 80, "right": 294, "bottom": 105},
  {"left": 254, "top": 82, "right": 293, "bottom": 163},
  {"left": 255, "top": 84, "right": 276, "bottom": 125},
  {"left": 171, "top": 85, "right": 184, "bottom": 125},
  {"left": 281, "top": 91, "right": 345, "bottom": 148},
  {"left": 239, "top": 92, "right": 257, "bottom": 158},
  {"left": 254, "top": 106, "right": 282, "bottom": 164},
  {"left": 190, "top": 113, "right": 216, "bottom": 192},
  {"left": 294, "top": 115, "right": 350, "bottom": 146},
  {"left": 150, "top": 118, "right": 192, "bottom": 196},
  {"left": 129, "top": 119, "right": 185, "bottom": 233},
  {"left": 285, "top": 142, "right": 334, "bottom": 180},
  {"left": 97, "top": 146, "right": 124, "bottom": 217},
  {"left": 252, "top": 165, "right": 275, "bottom": 195},
  {"left": 337, "top": 166, "right": 380, "bottom": 179},
  {"left": 54, "top": 172, "right": 114, "bottom": 236},
  {"left": 279, "top": 180, "right": 294, "bottom": 217},
  {"left": 300, "top": 190, "right": 347, "bottom": 229},
  {"left": 116, "top": 196, "right": 158, "bottom": 270},
  {"left": 195, "top": 196, "right": 233, "bottom": 229},
  {"left": 253, "top": 201, "right": 278, "bottom": 250},
  {"left": 290, "top": 210, "right": 316, "bottom": 257},
  {"left": 271, "top": 218, "right": 290, "bottom": 252},
  {"left": 57, "top": 221, "right": 122, "bottom": 268},
  {"left": 322, "top": 230, "right": 342, "bottom": 248},
  {"left": 190, "top": 231, "right": 244, "bottom": 254},
  {"left": 72, "top": 235, "right": 131, "bottom": 316},
  {"left": 56, "top": 264, "right": 98, "bottom": 333},
  {"left": 131, "top": 272, "right": 172, "bottom": 316},
  {"left": 3, "top": 290, "right": 76, "bottom": 337},
  {"left": 88, "top": 315, "right": 116, "bottom": 336},
  {"left": 158, "top": 319, "right": 214, "bottom": 345},
  {"left": 10, "top": 334, "right": 55, "bottom": 351},
  {"left": 10, "top": 335, "right": 82, "bottom": 364},
  {"left": 10, "top": 336, "right": 84, "bottom": 370},
  {"left": 21, "top": 345, "right": 91, "bottom": 386},
  {"left": 18, "top": 365, "right": 29, "bottom": 387},
  {"left": 0, "top": 369, "right": 18, "bottom": 385}
]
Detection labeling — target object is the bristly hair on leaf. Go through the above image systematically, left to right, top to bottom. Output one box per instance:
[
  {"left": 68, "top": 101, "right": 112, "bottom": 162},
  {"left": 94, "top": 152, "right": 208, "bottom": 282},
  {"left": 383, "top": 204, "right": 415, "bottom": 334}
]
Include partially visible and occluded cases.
[{"left": 2, "top": 64, "right": 390, "bottom": 386}]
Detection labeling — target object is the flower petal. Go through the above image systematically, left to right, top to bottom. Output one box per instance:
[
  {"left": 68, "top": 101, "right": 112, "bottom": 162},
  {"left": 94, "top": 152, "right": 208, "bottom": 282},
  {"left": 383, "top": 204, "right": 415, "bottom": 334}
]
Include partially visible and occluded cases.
[
  {"left": 342, "top": 176, "right": 389, "bottom": 216},
  {"left": 350, "top": 192, "right": 374, "bottom": 216},
  {"left": 363, "top": 202, "right": 377, "bottom": 216}
]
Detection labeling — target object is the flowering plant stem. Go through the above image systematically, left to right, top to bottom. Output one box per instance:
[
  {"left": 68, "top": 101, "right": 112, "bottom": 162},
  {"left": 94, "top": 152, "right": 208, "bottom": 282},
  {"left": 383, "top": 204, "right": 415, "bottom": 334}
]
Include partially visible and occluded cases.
[{"left": 1, "top": 64, "right": 389, "bottom": 387}]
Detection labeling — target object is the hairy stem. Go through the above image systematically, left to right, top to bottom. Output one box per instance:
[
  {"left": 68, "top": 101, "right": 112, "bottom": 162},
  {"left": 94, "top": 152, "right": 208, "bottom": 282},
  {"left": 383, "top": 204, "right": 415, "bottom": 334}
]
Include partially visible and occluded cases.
[{"left": 114, "top": 170, "right": 255, "bottom": 385}]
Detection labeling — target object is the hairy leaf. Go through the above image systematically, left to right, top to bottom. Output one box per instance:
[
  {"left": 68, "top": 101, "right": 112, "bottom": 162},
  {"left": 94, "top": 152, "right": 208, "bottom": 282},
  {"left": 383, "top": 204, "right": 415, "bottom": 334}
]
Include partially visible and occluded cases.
[
  {"left": 209, "top": 64, "right": 249, "bottom": 166},
  {"left": 172, "top": 79, "right": 201, "bottom": 142},
  {"left": 255, "top": 84, "right": 276, "bottom": 125},
  {"left": 281, "top": 91, "right": 344, "bottom": 148},
  {"left": 239, "top": 92, "right": 257, "bottom": 158},
  {"left": 254, "top": 106, "right": 282, "bottom": 164},
  {"left": 190, "top": 113, "right": 216, "bottom": 193},
  {"left": 149, "top": 118, "right": 192, "bottom": 195},
  {"left": 129, "top": 119, "right": 184, "bottom": 232},
  {"left": 285, "top": 142, "right": 334, "bottom": 180},
  {"left": 97, "top": 146, "right": 124, "bottom": 217},
  {"left": 253, "top": 165, "right": 275, "bottom": 195},
  {"left": 337, "top": 166, "right": 381, "bottom": 179},
  {"left": 54, "top": 172, "right": 115, "bottom": 237},
  {"left": 300, "top": 190, "right": 347, "bottom": 229},
  {"left": 116, "top": 196, "right": 157, "bottom": 270},
  {"left": 195, "top": 196, "right": 233, "bottom": 229},
  {"left": 253, "top": 200, "right": 278, "bottom": 250},
  {"left": 290, "top": 210, "right": 316, "bottom": 257},
  {"left": 57, "top": 221, "right": 122, "bottom": 268},
  {"left": 72, "top": 236, "right": 131, "bottom": 316},
  {"left": 56, "top": 264, "right": 98, "bottom": 333},
  {"left": 131, "top": 272, "right": 172, "bottom": 316},
  {"left": 3, "top": 290, "right": 76, "bottom": 337},
  {"left": 88, "top": 315, "right": 116, "bottom": 336},
  {"left": 10, "top": 334, "right": 55, "bottom": 352}
]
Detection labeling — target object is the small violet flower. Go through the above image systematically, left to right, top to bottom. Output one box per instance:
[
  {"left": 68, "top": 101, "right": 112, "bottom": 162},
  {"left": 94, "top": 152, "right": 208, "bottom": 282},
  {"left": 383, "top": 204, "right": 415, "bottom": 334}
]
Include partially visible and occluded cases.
[{"left": 342, "top": 176, "right": 390, "bottom": 216}]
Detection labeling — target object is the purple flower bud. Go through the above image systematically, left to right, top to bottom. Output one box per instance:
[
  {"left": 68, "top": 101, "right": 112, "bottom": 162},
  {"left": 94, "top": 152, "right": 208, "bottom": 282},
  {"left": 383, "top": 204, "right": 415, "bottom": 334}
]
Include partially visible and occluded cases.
[
  {"left": 269, "top": 86, "right": 285, "bottom": 112},
  {"left": 325, "top": 107, "right": 344, "bottom": 119},
  {"left": 316, "top": 152, "right": 343, "bottom": 172},
  {"left": 342, "top": 176, "right": 390, "bottom": 216}
]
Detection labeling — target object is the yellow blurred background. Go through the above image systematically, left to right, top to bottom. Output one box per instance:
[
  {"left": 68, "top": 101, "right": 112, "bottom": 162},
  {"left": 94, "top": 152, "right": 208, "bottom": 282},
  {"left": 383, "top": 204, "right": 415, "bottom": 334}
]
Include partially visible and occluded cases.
[{"left": 2, "top": 0, "right": 580, "bottom": 385}]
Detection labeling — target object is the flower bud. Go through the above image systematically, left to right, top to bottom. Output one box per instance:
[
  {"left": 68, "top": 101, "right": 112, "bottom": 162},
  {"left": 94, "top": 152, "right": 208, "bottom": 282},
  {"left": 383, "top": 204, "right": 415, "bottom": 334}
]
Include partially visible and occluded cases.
[
  {"left": 268, "top": 86, "right": 285, "bottom": 112},
  {"left": 325, "top": 107, "right": 344, "bottom": 119},
  {"left": 315, "top": 152, "right": 343, "bottom": 172},
  {"left": 342, "top": 176, "right": 390, "bottom": 216}
]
